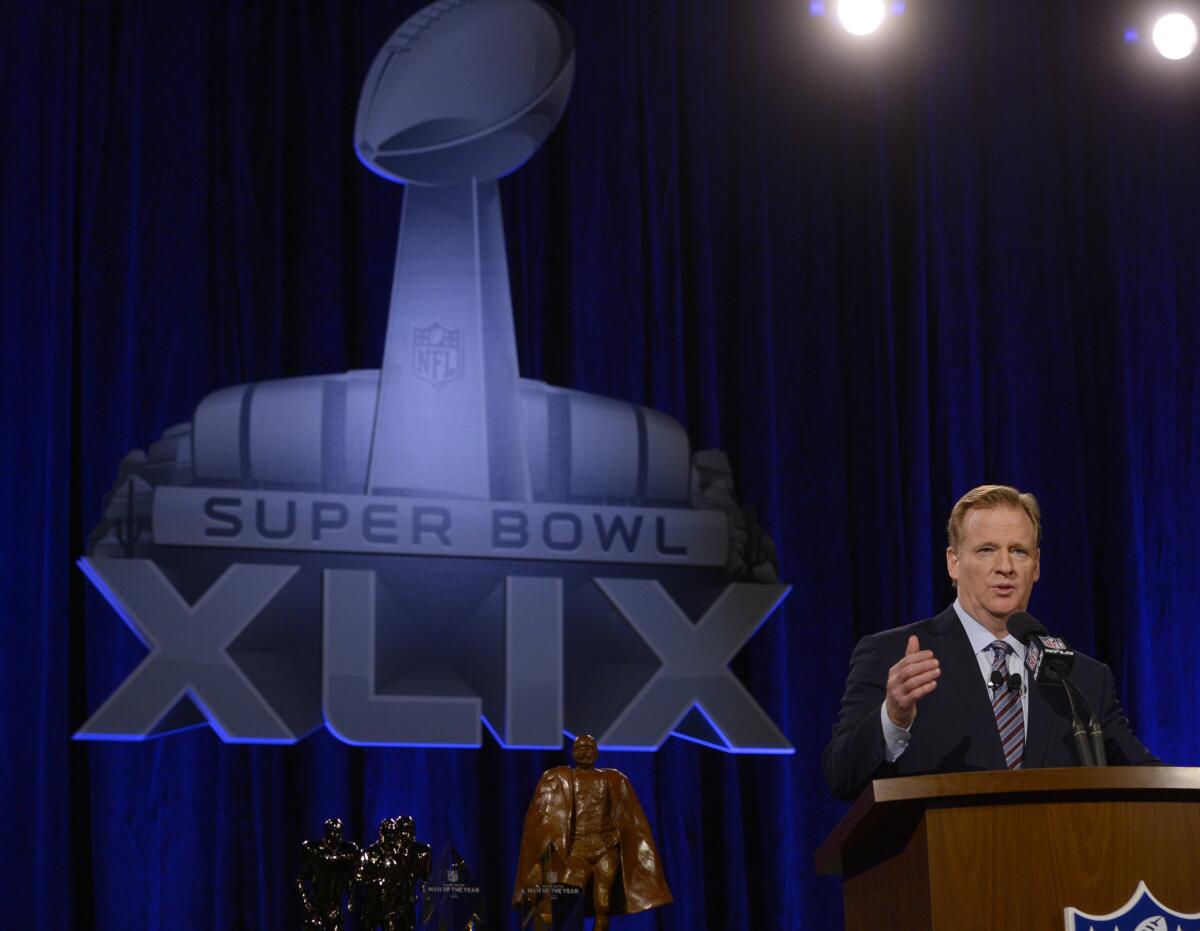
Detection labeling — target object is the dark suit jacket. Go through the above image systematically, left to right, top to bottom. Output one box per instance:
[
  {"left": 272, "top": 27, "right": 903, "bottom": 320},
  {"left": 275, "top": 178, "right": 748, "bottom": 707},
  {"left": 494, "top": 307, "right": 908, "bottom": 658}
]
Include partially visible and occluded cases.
[{"left": 822, "top": 605, "right": 1158, "bottom": 801}]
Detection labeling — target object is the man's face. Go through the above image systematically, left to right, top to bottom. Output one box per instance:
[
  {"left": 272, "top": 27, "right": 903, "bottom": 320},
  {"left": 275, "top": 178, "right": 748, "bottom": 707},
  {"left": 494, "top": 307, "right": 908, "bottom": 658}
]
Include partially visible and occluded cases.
[
  {"left": 946, "top": 505, "right": 1040, "bottom": 632},
  {"left": 572, "top": 737, "right": 598, "bottom": 768}
]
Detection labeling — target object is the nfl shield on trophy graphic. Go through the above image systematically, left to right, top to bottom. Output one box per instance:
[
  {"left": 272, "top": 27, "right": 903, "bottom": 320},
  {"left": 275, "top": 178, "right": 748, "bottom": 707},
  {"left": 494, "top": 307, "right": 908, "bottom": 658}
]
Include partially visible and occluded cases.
[{"left": 412, "top": 324, "right": 462, "bottom": 387}]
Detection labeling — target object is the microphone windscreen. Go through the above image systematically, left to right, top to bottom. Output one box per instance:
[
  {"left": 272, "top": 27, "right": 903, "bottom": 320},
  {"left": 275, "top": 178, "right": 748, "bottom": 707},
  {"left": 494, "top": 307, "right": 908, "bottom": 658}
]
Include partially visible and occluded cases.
[
  {"left": 1007, "top": 612, "right": 1047, "bottom": 644},
  {"left": 990, "top": 669, "right": 1006, "bottom": 689},
  {"left": 1008, "top": 672, "right": 1022, "bottom": 692}
]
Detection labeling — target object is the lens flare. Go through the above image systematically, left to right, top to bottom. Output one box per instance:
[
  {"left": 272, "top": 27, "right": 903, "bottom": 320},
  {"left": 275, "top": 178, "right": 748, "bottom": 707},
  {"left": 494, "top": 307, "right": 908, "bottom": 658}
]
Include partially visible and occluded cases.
[
  {"left": 837, "top": 0, "right": 886, "bottom": 36},
  {"left": 1151, "top": 12, "right": 1198, "bottom": 60}
]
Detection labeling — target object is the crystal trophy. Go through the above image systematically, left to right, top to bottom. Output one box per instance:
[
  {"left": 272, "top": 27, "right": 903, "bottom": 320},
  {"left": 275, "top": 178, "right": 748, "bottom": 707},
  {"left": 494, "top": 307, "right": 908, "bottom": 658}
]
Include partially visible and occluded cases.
[
  {"left": 516, "top": 843, "right": 585, "bottom": 931},
  {"left": 420, "top": 845, "right": 486, "bottom": 930}
]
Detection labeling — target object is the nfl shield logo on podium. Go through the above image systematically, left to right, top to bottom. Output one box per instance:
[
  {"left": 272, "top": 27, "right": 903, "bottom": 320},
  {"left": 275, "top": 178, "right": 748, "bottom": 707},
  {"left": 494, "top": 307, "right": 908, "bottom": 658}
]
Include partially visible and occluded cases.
[{"left": 1065, "top": 881, "right": 1200, "bottom": 931}]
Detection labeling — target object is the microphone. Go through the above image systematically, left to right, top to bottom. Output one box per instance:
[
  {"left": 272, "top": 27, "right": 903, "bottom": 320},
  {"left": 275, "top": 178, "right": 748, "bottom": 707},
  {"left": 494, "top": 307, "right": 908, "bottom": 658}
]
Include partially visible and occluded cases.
[
  {"left": 1006, "top": 612, "right": 1105, "bottom": 767},
  {"left": 1007, "top": 612, "right": 1074, "bottom": 683},
  {"left": 989, "top": 670, "right": 1022, "bottom": 692}
]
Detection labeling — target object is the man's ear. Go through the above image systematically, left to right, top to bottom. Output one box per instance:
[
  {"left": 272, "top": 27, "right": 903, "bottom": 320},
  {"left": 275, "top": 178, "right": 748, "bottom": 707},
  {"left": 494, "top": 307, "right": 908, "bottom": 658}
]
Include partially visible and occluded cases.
[{"left": 946, "top": 546, "right": 960, "bottom": 581}]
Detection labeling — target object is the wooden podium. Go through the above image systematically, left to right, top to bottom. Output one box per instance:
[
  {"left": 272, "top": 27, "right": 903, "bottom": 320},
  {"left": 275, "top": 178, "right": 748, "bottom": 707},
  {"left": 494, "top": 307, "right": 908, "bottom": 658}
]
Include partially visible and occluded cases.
[{"left": 814, "top": 768, "right": 1200, "bottom": 930}]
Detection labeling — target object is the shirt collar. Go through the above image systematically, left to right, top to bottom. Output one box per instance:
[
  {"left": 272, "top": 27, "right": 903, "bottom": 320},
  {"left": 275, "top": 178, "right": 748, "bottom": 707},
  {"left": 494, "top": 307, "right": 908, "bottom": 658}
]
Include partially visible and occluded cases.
[{"left": 952, "top": 599, "right": 1025, "bottom": 660}]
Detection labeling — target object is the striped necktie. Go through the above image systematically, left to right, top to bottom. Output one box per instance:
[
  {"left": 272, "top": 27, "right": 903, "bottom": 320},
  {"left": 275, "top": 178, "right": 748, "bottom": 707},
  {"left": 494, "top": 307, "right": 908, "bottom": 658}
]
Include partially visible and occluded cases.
[{"left": 989, "top": 641, "right": 1024, "bottom": 769}]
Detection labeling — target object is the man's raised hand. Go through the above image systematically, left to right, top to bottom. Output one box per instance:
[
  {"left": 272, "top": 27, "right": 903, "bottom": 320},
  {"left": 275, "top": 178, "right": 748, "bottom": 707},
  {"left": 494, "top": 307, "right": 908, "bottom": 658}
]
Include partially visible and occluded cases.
[{"left": 885, "top": 635, "right": 940, "bottom": 729}]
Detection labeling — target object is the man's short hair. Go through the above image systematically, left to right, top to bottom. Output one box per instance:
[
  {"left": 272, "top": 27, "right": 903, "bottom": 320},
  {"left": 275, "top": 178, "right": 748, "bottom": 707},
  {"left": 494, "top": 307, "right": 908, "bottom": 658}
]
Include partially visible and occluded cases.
[{"left": 947, "top": 484, "right": 1042, "bottom": 551}]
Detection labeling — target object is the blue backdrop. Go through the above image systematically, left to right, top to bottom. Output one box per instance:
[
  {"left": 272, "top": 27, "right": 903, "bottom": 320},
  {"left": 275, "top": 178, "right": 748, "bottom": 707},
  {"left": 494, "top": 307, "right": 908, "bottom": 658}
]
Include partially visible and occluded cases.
[{"left": 3, "top": 0, "right": 1199, "bottom": 928}]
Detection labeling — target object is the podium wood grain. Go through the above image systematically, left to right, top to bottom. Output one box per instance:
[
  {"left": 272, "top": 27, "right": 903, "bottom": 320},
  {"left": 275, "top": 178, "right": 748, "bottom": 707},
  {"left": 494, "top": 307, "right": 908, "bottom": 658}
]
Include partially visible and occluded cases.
[{"left": 815, "top": 768, "right": 1200, "bottom": 931}]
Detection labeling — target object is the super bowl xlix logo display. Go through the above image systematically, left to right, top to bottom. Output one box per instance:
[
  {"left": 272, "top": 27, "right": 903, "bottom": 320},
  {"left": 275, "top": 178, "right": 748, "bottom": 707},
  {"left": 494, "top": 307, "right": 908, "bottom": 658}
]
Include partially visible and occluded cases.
[{"left": 79, "top": 0, "right": 791, "bottom": 753}]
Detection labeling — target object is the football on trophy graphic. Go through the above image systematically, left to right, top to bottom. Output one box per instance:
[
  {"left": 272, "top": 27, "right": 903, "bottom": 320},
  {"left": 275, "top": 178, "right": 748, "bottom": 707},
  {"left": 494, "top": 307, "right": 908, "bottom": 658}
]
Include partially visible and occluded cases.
[{"left": 354, "top": 0, "right": 575, "bottom": 185}]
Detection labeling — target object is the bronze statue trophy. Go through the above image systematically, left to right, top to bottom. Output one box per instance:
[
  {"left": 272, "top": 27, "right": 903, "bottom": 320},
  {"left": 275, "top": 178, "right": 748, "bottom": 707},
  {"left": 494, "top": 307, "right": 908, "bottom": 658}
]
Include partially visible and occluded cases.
[
  {"left": 512, "top": 735, "right": 673, "bottom": 930},
  {"left": 352, "top": 816, "right": 433, "bottom": 931},
  {"left": 297, "top": 818, "right": 361, "bottom": 931}
]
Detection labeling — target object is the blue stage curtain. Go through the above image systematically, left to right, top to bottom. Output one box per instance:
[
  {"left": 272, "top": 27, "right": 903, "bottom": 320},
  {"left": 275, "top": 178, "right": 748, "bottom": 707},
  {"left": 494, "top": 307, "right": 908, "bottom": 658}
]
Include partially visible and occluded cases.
[{"left": 3, "top": 0, "right": 1198, "bottom": 927}]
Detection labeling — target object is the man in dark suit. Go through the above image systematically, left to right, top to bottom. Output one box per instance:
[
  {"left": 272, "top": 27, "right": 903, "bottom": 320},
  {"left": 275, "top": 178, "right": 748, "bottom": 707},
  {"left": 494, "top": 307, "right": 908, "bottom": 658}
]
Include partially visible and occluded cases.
[{"left": 823, "top": 485, "right": 1157, "bottom": 801}]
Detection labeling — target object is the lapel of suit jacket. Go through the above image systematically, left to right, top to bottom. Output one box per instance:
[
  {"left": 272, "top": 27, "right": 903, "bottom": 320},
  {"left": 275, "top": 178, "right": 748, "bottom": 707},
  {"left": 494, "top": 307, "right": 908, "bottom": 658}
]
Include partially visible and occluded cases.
[{"left": 928, "top": 605, "right": 1008, "bottom": 771}]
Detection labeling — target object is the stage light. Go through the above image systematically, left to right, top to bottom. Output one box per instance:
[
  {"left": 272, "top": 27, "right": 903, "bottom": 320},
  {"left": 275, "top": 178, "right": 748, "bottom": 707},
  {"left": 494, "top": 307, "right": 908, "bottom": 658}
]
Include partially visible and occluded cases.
[
  {"left": 837, "top": 0, "right": 886, "bottom": 35},
  {"left": 1151, "top": 12, "right": 1198, "bottom": 59}
]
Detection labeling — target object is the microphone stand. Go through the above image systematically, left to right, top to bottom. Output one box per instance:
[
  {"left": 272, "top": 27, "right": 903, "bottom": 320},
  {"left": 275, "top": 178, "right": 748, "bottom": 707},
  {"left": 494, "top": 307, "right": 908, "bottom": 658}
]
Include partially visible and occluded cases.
[
  {"left": 1008, "top": 613, "right": 1109, "bottom": 768},
  {"left": 1056, "top": 670, "right": 1096, "bottom": 767},
  {"left": 1063, "top": 677, "right": 1107, "bottom": 766},
  {"left": 1087, "top": 717, "right": 1107, "bottom": 766}
]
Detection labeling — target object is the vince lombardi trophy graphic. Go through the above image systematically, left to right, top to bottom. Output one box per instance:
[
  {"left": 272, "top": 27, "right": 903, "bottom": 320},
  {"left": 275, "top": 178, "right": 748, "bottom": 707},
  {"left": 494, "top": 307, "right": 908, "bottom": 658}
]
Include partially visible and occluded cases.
[
  {"left": 80, "top": 0, "right": 792, "bottom": 754},
  {"left": 354, "top": 0, "right": 574, "bottom": 501}
]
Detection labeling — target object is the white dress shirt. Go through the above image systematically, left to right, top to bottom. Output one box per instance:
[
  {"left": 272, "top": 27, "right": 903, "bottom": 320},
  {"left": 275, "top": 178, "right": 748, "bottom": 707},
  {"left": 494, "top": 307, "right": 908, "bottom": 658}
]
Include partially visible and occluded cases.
[{"left": 881, "top": 600, "right": 1030, "bottom": 762}]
